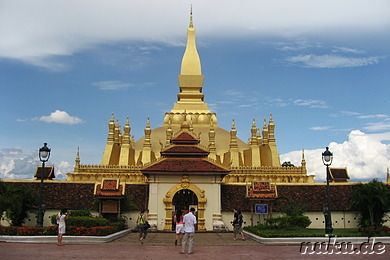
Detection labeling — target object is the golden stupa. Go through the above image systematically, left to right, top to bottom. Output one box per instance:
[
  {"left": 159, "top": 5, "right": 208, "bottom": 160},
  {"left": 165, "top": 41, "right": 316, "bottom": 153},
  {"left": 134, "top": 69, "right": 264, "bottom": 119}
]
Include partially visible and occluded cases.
[{"left": 67, "top": 10, "right": 313, "bottom": 186}]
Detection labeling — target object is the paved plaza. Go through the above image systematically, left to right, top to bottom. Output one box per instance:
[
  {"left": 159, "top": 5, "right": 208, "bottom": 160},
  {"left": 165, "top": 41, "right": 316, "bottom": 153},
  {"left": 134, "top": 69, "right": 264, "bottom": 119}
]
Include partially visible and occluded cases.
[{"left": 0, "top": 232, "right": 389, "bottom": 259}]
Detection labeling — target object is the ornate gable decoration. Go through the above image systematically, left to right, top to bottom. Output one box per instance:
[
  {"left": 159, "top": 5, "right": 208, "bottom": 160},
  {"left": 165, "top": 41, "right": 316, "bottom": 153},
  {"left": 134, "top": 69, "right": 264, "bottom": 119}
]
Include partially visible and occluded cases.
[
  {"left": 142, "top": 128, "right": 229, "bottom": 177},
  {"left": 34, "top": 165, "right": 55, "bottom": 180},
  {"left": 329, "top": 168, "right": 350, "bottom": 182},
  {"left": 94, "top": 178, "right": 125, "bottom": 198},
  {"left": 247, "top": 181, "right": 278, "bottom": 199}
]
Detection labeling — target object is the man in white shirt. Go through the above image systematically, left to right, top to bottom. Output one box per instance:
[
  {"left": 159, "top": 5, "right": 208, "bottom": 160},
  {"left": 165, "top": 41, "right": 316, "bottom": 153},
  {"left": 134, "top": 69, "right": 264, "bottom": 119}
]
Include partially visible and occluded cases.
[{"left": 181, "top": 207, "right": 197, "bottom": 254}]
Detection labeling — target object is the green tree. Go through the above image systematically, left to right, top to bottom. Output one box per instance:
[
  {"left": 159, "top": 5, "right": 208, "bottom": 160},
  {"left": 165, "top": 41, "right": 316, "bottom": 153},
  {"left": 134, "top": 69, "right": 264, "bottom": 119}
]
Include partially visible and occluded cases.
[
  {"left": 282, "top": 161, "right": 295, "bottom": 167},
  {"left": 350, "top": 179, "right": 390, "bottom": 228},
  {"left": 0, "top": 181, "right": 36, "bottom": 226},
  {"left": 0, "top": 181, "right": 12, "bottom": 216},
  {"left": 276, "top": 197, "right": 306, "bottom": 216}
]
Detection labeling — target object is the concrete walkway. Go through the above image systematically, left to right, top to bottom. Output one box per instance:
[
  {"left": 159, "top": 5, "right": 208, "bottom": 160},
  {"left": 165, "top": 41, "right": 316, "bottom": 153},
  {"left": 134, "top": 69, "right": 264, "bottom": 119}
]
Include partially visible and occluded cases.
[{"left": 0, "top": 231, "right": 389, "bottom": 259}]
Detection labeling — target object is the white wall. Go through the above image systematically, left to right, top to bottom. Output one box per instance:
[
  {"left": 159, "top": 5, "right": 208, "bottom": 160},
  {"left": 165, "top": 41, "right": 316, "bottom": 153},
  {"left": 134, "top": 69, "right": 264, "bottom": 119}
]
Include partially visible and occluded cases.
[{"left": 221, "top": 211, "right": 363, "bottom": 230}]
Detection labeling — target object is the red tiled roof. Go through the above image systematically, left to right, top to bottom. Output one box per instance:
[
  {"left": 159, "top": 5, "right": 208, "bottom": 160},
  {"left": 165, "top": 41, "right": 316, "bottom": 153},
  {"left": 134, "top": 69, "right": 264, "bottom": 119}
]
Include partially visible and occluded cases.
[
  {"left": 171, "top": 132, "right": 200, "bottom": 145},
  {"left": 161, "top": 146, "right": 208, "bottom": 157},
  {"left": 142, "top": 158, "right": 229, "bottom": 175},
  {"left": 95, "top": 184, "right": 124, "bottom": 197}
]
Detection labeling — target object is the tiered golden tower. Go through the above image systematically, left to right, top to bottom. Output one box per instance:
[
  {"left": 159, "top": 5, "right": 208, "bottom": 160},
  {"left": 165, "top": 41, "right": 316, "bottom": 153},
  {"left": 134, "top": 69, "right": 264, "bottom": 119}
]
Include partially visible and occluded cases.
[{"left": 67, "top": 10, "right": 313, "bottom": 184}]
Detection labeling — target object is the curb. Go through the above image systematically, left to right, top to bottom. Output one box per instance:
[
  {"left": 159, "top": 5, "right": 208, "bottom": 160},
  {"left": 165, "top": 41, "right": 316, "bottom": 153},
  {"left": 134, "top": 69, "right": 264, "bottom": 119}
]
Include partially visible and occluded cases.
[
  {"left": 0, "top": 229, "right": 132, "bottom": 244},
  {"left": 243, "top": 231, "right": 390, "bottom": 245}
]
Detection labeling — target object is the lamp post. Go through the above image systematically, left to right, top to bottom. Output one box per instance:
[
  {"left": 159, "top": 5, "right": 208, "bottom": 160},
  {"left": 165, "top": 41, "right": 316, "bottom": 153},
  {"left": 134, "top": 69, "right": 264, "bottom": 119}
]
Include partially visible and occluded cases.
[
  {"left": 37, "top": 143, "right": 51, "bottom": 227},
  {"left": 322, "top": 146, "right": 333, "bottom": 236}
]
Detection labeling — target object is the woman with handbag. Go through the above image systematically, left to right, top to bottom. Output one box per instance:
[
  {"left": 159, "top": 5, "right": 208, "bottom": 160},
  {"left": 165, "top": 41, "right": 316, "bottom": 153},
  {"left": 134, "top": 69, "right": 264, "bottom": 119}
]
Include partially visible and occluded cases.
[{"left": 136, "top": 210, "right": 149, "bottom": 244}]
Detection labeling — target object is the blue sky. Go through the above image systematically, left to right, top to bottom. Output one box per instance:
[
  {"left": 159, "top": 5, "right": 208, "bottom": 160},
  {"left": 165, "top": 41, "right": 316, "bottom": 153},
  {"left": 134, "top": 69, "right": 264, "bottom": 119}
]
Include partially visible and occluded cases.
[{"left": 1, "top": 0, "right": 389, "bottom": 181}]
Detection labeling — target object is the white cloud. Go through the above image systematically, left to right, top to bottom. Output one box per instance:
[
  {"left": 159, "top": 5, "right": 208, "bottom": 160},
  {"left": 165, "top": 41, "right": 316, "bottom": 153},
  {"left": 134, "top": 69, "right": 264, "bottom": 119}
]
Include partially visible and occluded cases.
[
  {"left": 1, "top": 0, "right": 388, "bottom": 68},
  {"left": 332, "top": 46, "right": 365, "bottom": 54},
  {"left": 286, "top": 54, "right": 380, "bottom": 68},
  {"left": 92, "top": 80, "right": 155, "bottom": 90},
  {"left": 92, "top": 80, "right": 135, "bottom": 90},
  {"left": 266, "top": 98, "right": 288, "bottom": 108},
  {"left": 293, "top": 99, "right": 328, "bottom": 108},
  {"left": 238, "top": 104, "right": 254, "bottom": 108},
  {"left": 40, "top": 110, "right": 84, "bottom": 124},
  {"left": 340, "top": 111, "right": 361, "bottom": 116},
  {"left": 358, "top": 114, "right": 388, "bottom": 119},
  {"left": 363, "top": 122, "right": 390, "bottom": 132},
  {"left": 310, "top": 126, "right": 332, "bottom": 131},
  {"left": 280, "top": 130, "right": 390, "bottom": 182},
  {"left": 0, "top": 148, "right": 72, "bottom": 181},
  {"left": 0, "top": 148, "right": 37, "bottom": 179},
  {"left": 55, "top": 161, "right": 73, "bottom": 180}
]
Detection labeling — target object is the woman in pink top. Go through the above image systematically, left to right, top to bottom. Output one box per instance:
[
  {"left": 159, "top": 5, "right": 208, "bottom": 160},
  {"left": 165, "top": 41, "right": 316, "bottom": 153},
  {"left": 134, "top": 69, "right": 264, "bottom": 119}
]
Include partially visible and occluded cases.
[{"left": 174, "top": 209, "right": 184, "bottom": 246}]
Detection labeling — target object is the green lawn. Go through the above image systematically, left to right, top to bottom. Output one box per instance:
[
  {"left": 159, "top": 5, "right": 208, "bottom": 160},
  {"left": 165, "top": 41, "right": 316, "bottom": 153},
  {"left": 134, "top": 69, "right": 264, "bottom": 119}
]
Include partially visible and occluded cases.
[{"left": 244, "top": 226, "right": 366, "bottom": 238}]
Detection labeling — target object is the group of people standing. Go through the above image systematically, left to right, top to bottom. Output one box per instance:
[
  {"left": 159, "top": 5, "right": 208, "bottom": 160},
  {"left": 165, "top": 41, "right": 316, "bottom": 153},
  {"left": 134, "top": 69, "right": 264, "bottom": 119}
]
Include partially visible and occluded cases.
[
  {"left": 55, "top": 207, "right": 245, "bottom": 253},
  {"left": 137, "top": 207, "right": 244, "bottom": 255},
  {"left": 137, "top": 207, "right": 197, "bottom": 254}
]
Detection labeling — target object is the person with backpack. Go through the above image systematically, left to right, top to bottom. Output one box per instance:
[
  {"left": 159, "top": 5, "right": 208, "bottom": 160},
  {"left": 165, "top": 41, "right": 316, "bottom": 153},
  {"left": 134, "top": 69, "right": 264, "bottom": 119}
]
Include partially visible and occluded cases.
[
  {"left": 232, "top": 208, "right": 245, "bottom": 241},
  {"left": 136, "top": 209, "right": 149, "bottom": 244}
]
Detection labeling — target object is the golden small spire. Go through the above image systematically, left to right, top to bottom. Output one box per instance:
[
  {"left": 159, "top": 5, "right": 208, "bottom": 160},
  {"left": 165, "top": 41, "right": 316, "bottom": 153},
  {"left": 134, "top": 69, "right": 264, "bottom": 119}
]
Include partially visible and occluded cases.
[
  {"left": 189, "top": 5, "right": 193, "bottom": 28},
  {"left": 110, "top": 112, "right": 115, "bottom": 122},
  {"left": 181, "top": 112, "right": 190, "bottom": 129},
  {"left": 269, "top": 113, "right": 274, "bottom": 124},
  {"left": 144, "top": 116, "right": 152, "bottom": 148},
  {"left": 146, "top": 116, "right": 150, "bottom": 128},
  {"left": 230, "top": 118, "right": 238, "bottom": 149},
  {"left": 74, "top": 147, "right": 80, "bottom": 171},
  {"left": 76, "top": 147, "right": 80, "bottom": 162},
  {"left": 301, "top": 149, "right": 306, "bottom": 169}
]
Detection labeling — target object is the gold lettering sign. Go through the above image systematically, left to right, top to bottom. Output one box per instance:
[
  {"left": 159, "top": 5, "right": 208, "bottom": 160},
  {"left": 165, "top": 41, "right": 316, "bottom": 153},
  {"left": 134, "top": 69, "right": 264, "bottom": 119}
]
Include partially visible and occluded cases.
[{"left": 247, "top": 182, "right": 277, "bottom": 199}]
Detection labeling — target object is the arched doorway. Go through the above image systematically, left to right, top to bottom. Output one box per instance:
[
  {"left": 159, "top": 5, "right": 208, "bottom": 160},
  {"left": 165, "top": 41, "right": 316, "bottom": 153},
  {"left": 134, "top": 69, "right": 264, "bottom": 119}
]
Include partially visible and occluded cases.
[
  {"left": 163, "top": 179, "right": 207, "bottom": 231},
  {"left": 172, "top": 189, "right": 198, "bottom": 230},
  {"left": 173, "top": 189, "right": 198, "bottom": 211}
]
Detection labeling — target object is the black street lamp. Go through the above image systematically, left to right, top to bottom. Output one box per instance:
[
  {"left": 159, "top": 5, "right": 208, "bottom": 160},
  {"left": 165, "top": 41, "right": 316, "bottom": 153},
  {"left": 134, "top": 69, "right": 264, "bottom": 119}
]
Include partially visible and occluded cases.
[
  {"left": 37, "top": 143, "right": 51, "bottom": 227},
  {"left": 322, "top": 146, "right": 333, "bottom": 236}
]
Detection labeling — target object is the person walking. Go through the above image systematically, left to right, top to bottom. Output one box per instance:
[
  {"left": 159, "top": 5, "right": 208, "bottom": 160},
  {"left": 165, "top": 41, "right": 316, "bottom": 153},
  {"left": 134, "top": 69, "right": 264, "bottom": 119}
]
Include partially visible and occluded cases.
[
  {"left": 181, "top": 207, "right": 197, "bottom": 254},
  {"left": 56, "top": 208, "right": 69, "bottom": 246},
  {"left": 232, "top": 208, "right": 245, "bottom": 241},
  {"left": 174, "top": 209, "right": 184, "bottom": 246},
  {"left": 136, "top": 210, "right": 149, "bottom": 244}
]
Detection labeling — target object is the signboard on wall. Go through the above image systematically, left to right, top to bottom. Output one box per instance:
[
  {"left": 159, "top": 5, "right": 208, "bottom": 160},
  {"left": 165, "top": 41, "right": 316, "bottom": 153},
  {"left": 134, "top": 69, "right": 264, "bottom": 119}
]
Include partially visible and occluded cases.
[
  {"left": 247, "top": 181, "right": 277, "bottom": 199},
  {"left": 102, "top": 200, "right": 118, "bottom": 213},
  {"left": 255, "top": 204, "right": 269, "bottom": 214}
]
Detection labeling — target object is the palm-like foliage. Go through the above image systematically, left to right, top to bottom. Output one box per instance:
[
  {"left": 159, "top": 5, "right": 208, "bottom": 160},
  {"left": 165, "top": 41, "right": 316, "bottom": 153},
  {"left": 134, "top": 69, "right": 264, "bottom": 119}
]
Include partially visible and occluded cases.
[
  {"left": 350, "top": 179, "right": 390, "bottom": 228},
  {"left": 0, "top": 181, "right": 36, "bottom": 226},
  {"left": 0, "top": 181, "right": 13, "bottom": 216}
]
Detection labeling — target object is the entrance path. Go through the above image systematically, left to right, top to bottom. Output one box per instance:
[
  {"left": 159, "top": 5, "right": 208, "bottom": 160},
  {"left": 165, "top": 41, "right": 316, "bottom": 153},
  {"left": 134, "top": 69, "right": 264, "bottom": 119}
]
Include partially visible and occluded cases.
[{"left": 0, "top": 232, "right": 389, "bottom": 259}]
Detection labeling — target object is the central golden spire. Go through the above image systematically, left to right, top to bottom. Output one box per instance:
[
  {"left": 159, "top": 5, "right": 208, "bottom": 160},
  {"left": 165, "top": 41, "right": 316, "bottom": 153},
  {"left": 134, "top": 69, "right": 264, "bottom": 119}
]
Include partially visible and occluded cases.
[
  {"left": 180, "top": 6, "right": 201, "bottom": 75},
  {"left": 165, "top": 7, "right": 217, "bottom": 127}
]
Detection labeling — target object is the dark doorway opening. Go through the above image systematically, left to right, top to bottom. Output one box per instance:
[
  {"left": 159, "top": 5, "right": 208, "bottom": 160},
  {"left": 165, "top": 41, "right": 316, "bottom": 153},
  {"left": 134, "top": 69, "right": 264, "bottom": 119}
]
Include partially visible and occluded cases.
[{"left": 172, "top": 189, "right": 198, "bottom": 230}]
